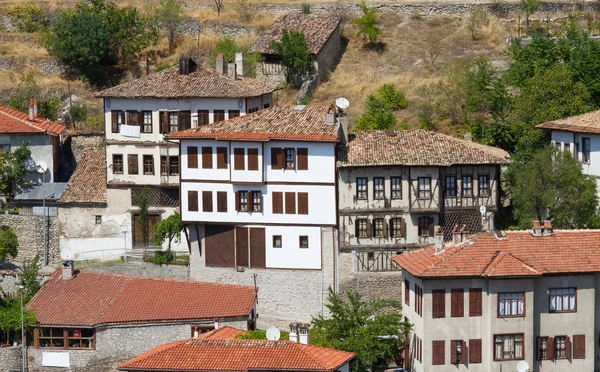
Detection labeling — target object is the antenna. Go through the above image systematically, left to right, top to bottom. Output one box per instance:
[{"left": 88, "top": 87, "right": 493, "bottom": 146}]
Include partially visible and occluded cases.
[
  {"left": 335, "top": 97, "right": 350, "bottom": 109},
  {"left": 36, "top": 161, "right": 48, "bottom": 174},
  {"left": 266, "top": 327, "right": 281, "bottom": 341},
  {"left": 517, "top": 360, "right": 530, "bottom": 372}
]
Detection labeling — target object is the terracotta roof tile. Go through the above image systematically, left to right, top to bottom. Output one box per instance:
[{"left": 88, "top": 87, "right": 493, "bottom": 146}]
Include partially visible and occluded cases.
[
  {"left": 249, "top": 14, "right": 341, "bottom": 55},
  {"left": 95, "top": 67, "right": 279, "bottom": 99},
  {"left": 166, "top": 104, "right": 339, "bottom": 142},
  {"left": 0, "top": 105, "right": 66, "bottom": 136},
  {"left": 536, "top": 110, "right": 600, "bottom": 134},
  {"left": 338, "top": 130, "right": 509, "bottom": 167},
  {"left": 59, "top": 147, "right": 106, "bottom": 204},
  {"left": 393, "top": 230, "right": 600, "bottom": 278},
  {"left": 27, "top": 270, "right": 256, "bottom": 327},
  {"left": 119, "top": 327, "right": 354, "bottom": 371}
]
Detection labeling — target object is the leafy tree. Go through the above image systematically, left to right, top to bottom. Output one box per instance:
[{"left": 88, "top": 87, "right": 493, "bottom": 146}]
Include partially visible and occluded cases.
[
  {"left": 44, "top": 0, "right": 158, "bottom": 85},
  {"left": 155, "top": 0, "right": 184, "bottom": 53},
  {"left": 519, "top": 0, "right": 541, "bottom": 28},
  {"left": 352, "top": 1, "right": 381, "bottom": 44},
  {"left": 4, "top": 3, "right": 47, "bottom": 33},
  {"left": 467, "top": 7, "right": 488, "bottom": 40},
  {"left": 269, "top": 30, "right": 312, "bottom": 84},
  {"left": 2, "top": 74, "right": 60, "bottom": 121},
  {"left": 377, "top": 84, "right": 407, "bottom": 111},
  {"left": 355, "top": 95, "right": 396, "bottom": 130},
  {"left": 68, "top": 103, "right": 88, "bottom": 129},
  {"left": 0, "top": 142, "right": 31, "bottom": 201},
  {"left": 509, "top": 147, "right": 600, "bottom": 229},
  {"left": 136, "top": 186, "right": 150, "bottom": 248},
  {"left": 153, "top": 212, "right": 184, "bottom": 251},
  {"left": 0, "top": 228, "right": 19, "bottom": 264},
  {"left": 20, "top": 255, "right": 41, "bottom": 298},
  {"left": 311, "top": 288, "right": 411, "bottom": 372},
  {"left": 0, "top": 293, "right": 36, "bottom": 344}
]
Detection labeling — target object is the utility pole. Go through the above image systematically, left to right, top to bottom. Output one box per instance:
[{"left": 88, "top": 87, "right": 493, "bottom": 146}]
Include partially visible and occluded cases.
[{"left": 19, "top": 285, "right": 25, "bottom": 372}]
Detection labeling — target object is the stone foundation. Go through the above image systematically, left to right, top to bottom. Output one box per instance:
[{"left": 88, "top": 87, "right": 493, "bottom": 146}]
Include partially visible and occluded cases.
[{"left": 0, "top": 215, "right": 59, "bottom": 263}]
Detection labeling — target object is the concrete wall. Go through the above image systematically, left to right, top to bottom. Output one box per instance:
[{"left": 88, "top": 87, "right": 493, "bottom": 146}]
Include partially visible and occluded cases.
[
  {"left": 0, "top": 133, "right": 55, "bottom": 185},
  {"left": 0, "top": 214, "right": 59, "bottom": 263}
]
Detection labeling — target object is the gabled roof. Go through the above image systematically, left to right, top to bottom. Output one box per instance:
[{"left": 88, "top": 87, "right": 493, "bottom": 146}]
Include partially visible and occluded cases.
[
  {"left": 249, "top": 14, "right": 341, "bottom": 55},
  {"left": 95, "top": 67, "right": 279, "bottom": 99},
  {"left": 166, "top": 104, "right": 339, "bottom": 142},
  {"left": 0, "top": 105, "right": 66, "bottom": 136},
  {"left": 536, "top": 110, "right": 600, "bottom": 134},
  {"left": 337, "top": 130, "right": 510, "bottom": 167},
  {"left": 59, "top": 147, "right": 106, "bottom": 205},
  {"left": 393, "top": 230, "right": 600, "bottom": 279},
  {"left": 27, "top": 270, "right": 257, "bottom": 327},
  {"left": 118, "top": 326, "right": 354, "bottom": 372}
]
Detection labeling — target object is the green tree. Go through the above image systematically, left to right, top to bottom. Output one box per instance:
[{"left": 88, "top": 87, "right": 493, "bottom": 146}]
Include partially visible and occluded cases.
[
  {"left": 44, "top": 0, "right": 157, "bottom": 85},
  {"left": 155, "top": 0, "right": 184, "bottom": 53},
  {"left": 519, "top": 0, "right": 541, "bottom": 28},
  {"left": 352, "top": 1, "right": 381, "bottom": 44},
  {"left": 4, "top": 3, "right": 47, "bottom": 33},
  {"left": 268, "top": 30, "right": 312, "bottom": 84},
  {"left": 2, "top": 73, "right": 60, "bottom": 121},
  {"left": 377, "top": 84, "right": 407, "bottom": 111},
  {"left": 355, "top": 95, "right": 396, "bottom": 130},
  {"left": 68, "top": 103, "right": 88, "bottom": 129},
  {"left": 0, "top": 142, "right": 31, "bottom": 201},
  {"left": 510, "top": 147, "right": 600, "bottom": 229},
  {"left": 136, "top": 186, "right": 150, "bottom": 248},
  {"left": 153, "top": 212, "right": 184, "bottom": 251},
  {"left": 0, "top": 228, "right": 19, "bottom": 264},
  {"left": 20, "top": 255, "right": 41, "bottom": 298},
  {"left": 311, "top": 288, "right": 411, "bottom": 372},
  {"left": 0, "top": 293, "right": 36, "bottom": 344}
]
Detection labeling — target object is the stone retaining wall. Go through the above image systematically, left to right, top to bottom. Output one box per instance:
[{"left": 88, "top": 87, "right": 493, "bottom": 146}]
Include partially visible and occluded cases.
[
  {"left": 0, "top": 215, "right": 59, "bottom": 263},
  {"left": 0, "top": 346, "right": 22, "bottom": 372}
]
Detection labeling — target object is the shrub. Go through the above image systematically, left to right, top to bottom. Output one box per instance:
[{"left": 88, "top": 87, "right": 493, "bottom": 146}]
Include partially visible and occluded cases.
[
  {"left": 352, "top": 1, "right": 382, "bottom": 43},
  {"left": 4, "top": 3, "right": 47, "bottom": 33},
  {"left": 301, "top": 3, "right": 311, "bottom": 14},
  {"left": 210, "top": 38, "right": 260, "bottom": 78},
  {"left": 156, "top": 63, "right": 176, "bottom": 72},
  {"left": 377, "top": 84, "right": 407, "bottom": 110},
  {"left": 69, "top": 103, "right": 88, "bottom": 128},
  {"left": 151, "top": 250, "right": 175, "bottom": 265}
]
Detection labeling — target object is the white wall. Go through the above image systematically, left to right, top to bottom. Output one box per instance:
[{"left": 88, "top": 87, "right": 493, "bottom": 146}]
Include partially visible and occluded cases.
[
  {"left": 551, "top": 130, "right": 600, "bottom": 193},
  {"left": 0, "top": 133, "right": 55, "bottom": 183},
  {"left": 106, "top": 144, "right": 179, "bottom": 185},
  {"left": 265, "top": 225, "right": 321, "bottom": 269}
]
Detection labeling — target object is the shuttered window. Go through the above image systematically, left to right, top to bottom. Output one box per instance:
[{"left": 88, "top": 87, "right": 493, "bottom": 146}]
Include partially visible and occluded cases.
[
  {"left": 111, "top": 110, "right": 124, "bottom": 133},
  {"left": 126, "top": 110, "right": 139, "bottom": 126},
  {"left": 179, "top": 110, "right": 191, "bottom": 131},
  {"left": 198, "top": 110, "right": 209, "bottom": 126},
  {"left": 213, "top": 110, "right": 225, "bottom": 122},
  {"left": 228, "top": 110, "right": 240, "bottom": 119},
  {"left": 142, "top": 111, "right": 152, "bottom": 133},
  {"left": 159, "top": 111, "right": 168, "bottom": 134},
  {"left": 168, "top": 112, "right": 179, "bottom": 133},
  {"left": 188, "top": 146, "right": 198, "bottom": 169},
  {"left": 202, "top": 147, "right": 213, "bottom": 169},
  {"left": 216, "top": 147, "right": 228, "bottom": 169},
  {"left": 234, "top": 148, "right": 245, "bottom": 170},
  {"left": 248, "top": 148, "right": 259, "bottom": 171},
  {"left": 271, "top": 148, "right": 283, "bottom": 170},
  {"left": 297, "top": 148, "right": 308, "bottom": 170},
  {"left": 112, "top": 154, "right": 123, "bottom": 174},
  {"left": 128, "top": 154, "right": 138, "bottom": 174},
  {"left": 143, "top": 155, "right": 154, "bottom": 175},
  {"left": 160, "top": 156, "right": 168, "bottom": 176},
  {"left": 169, "top": 156, "right": 179, "bottom": 175},
  {"left": 188, "top": 191, "right": 198, "bottom": 212},
  {"left": 202, "top": 191, "right": 213, "bottom": 212},
  {"left": 236, "top": 191, "right": 248, "bottom": 212},
  {"left": 251, "top": 191, "right": 262, "bottom": 212},
  {"left": 217, "top": 192, "right": 227, "bottom": 212},
  {"left": 272, "top": 192, "right": 283, "bottom": 214},
  {"left": 285, "top": 192, "right": 296, "bottom": 214},
  {"left": 297, "top": 192, "right": 308, "bottom": 215},
  {"left": 418, "top": 216, "right": 434, "bottom": 237},
  {"left": 373, "top": 218, "right": 386, "bottom": 237},
  {"left": 390, "top": 218, "right": 405, "bottom": 238},
  {"left": 355, "top": 219, "right": 370, "bottom": 238},
  {"left": 404, "top": 279, "right": 410, "bottom": 306},
  {"left": 415, "top": 284, "right": 423, "bottom": 316},
  {"left": 469, "top": 288, "right": 482, "bottom": 316},
  {"left": 451, "top": 289, "right": 464, "bottom": 317},
  {"left": 432, "top": 290, "right": 445, "bottom": 318},
  {"left": 573, "top": 334, "right": 585, "bottom": 359},
  {"left": 537, "top": 337, "right": 548, "bottom": 360},
  {"left": 469, "top": 339, "right": 482, "bottom": 363},
  {"left": 450, "top": 340, "right": 466, "bottom": 364},
  {"left": 432, "top": 341, "right": 445, "bottom": 365}
]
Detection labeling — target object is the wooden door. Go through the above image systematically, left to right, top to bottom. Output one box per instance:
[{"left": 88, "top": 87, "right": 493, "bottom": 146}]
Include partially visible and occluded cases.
[
  {"left": 133, "top": 214, "right": 161, "bottom": 248},
  {"left": 205, "top": 225, "right": 235, "bottom": 267},
  {"left": 235, "top": 227, "right": 249, "bottom": 268},
  {"left": 249, "top": 228, "right": 265, "bottom": 268}
]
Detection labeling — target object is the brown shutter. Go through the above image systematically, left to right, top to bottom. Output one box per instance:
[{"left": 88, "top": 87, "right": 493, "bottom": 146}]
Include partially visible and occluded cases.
[
  {"left": 228, "top": 109, "right": 240, "bottom": 119},
  {"left": 179, "top": 110, "right": 191, "bottom": 131},
  {"left": 198, "top": 110, "right": 209, "bottom": 126},
  {"left": 214, "top": 110, "right": 225, "bottom": 122},
  {"left": 111, "top": 111, "right": 119, "bottom": 132},
  {"left": 138, "top": 111, "right": 144, "bottom": 127},
  {"left": 160, "top": 111, "right": 168, "bottom": 134},
  {"left": 187, "top": 146, "right": 198, "bottom": 169},
  {"left": 202, "top": 147, "right": 213, "bottom": 169},
  {"left": 216, "top": 147, "right": 228, "bottom": 169},
  {"left": 234, "top": 148, "right": 245, "bottom": 170},
  {"left": 248, "top": 148, "right": 259, "bottom": 171},
  {"left": 271, "top": 148, "right": 283, "bottom": 170},
  {"left": 297, "top": 148, "right": 308, "bottom": 170},
  {"left": 128, "top": 154, "right": 138, "bottom": 174},
  {"left": 188, "top": 191, "right": 198, "bottom": 212},
  {"left": 202, "top": 191, "right": 213, "bottom": 212},
  {"left": 217, "top": 191, "right": 227, "bottom": 212},
  {"left": 235, "top": 191, "right": 240, "bottom": 211},
  {"left": 272, "top": 192, "right": 283, "bottom": 214},
  {"left": 285, "top": 192, "right": 296, "bottom": 214},
  {"left": 298, "top": 192, "right": 308, "bottom": 215},
  {"left": 259, "top": 193, "right": 264, "bottom": 212},
  {"left": 428, "top": 217, "right": 435, "bottom": 237},
  {"left": 389, "top": 218, "right": 394, "bottom": 236},
  {"left": 400, "top": 218, "right": 406, "bottom": 237},
  {"left": 355, "top": 219, "right": 359, "bottom": 238},
  {"left": 366, "top": 219, "right": 372, "bottom": 238},
  {"left": 383, "top": 219, "right": 388, "bottom": 237},
  {"left": 205, "top": 225, "right": 235, "bottom": 267},
  {"left": 235, "top": 227, "right": 249, "bottom": 268},
  {"left": 249, "top": 227, "right": 266, "bottom": 268},
  {"left": 469, "top": 288, "right": 482, "bottom": 316},
  {"left": 451, "top": 289, "right": 464, "bottom": 317},
  {"left": 573, "top": 335, "right": 585, "bottom": 359},
  {"left": 565, "top": 336, "right": 571, "bottom": 359},
  {"left": 536, "top": 337, "right": 543, "bottom": 361},
  {"left": 547, "top": 337, "right": 554, "bottom": 361},
  {"left": 469, "top": 339, "right": 481, "bottom": 363},
  {"left": 450, "top": 341, "right": 456, "bottom": 365},
  {"left": 460, "top": 341, "right": 466, "bottom": 363}
]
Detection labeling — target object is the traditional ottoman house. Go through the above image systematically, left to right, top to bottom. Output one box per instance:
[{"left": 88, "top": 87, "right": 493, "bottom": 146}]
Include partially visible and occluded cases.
[
  {"left": 95, "top": 57, "right": 279, "bottom": 252},
  {"left": 166, "top": 104, "right": 340, "bottom": 323},
  {"left": 336, "top": 130, "right": 509, "bottom": 298},
  {"left": 394, "top": 223, "right": 600, "bottom": 372},
  {"left": 26, "top": 262, "right": 257, "bottom": 371},
  {"left": 119, "top": 326, "right": 354, "bottom": 372}
]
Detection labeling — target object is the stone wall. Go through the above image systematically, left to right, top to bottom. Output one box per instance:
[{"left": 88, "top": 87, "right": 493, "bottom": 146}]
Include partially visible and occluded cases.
[
  {"left": 0, "top": 215, "right": 59, "bottom": 263},
  {"left": 338, "top": 251, "right": 403, "bottom": 302},
  {"left": 83, "top": 262, "right": 190, "bottom": 280},
  {"left": 0, "top": 346, "right": 21, "bottom": 372}
]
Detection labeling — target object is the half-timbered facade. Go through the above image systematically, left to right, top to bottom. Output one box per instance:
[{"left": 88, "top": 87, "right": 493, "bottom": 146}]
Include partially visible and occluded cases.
[
  {"left": 95, "top": 57, "right": 278, "bottom": 251},
  {"left": 166, "top": 104, "right": 340, "bottom": 322},
  {"left": 336, "top": 130, "right": 509, "bottom": 297}
]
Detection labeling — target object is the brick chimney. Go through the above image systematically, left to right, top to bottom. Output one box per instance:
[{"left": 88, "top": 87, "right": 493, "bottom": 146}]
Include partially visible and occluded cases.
[
  {"left": 235, "top": 52, "right": 245, "bottom": 76},
  {"left": 216, "top": 53, "right": 226, "bottom": 75},
  {"left": 228, "top": 63, "right": 237, "bottom": 79},
  {"left": 28, "top": 99, "right": 34, "bottom": 121},
  {"left": 33, "top": 99, "right": 37, "bottom": 117},
  {"left": 532, "top": 220, "right": 543, "bottom": 236},
  {"left": 543, "top": 220, "right": 553, "bottom": 236},
  {"left": 452, "top": 224, "right": 467, "bottom": 245},
  {"left": 434, "top": 227, "right": 444, "bottom": 253},
  {"left": 62, "top": 260, "right": 74, "bottom": 280},
  {"left": 289, "top": 323, "right": 298, "bottom": 342},
  {"left": 298, "top": 323, "right": 310, "bottom": 345}
]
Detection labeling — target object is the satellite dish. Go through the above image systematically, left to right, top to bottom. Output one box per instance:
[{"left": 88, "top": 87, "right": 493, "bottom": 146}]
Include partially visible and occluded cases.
[
  {"left": 335, "top": 97, "right": 350, "bottom": 109},
  {"left": 24, "top": 158, "right": 36, "bottom": 172},
  {"left": 36, "top": 161, "right": 48, "bottom": 174},
  {"left": 479, "top": 205, "right": 487, "bottom": 215},
  {"left": 266, "top": 327, "right": 281, "bottom": 341},
  {"left": 517, "top": 360, "right": 530, "bottom": 372}
]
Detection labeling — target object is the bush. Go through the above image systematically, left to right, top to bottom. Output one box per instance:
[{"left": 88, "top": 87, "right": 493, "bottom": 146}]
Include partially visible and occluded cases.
[
  {"left": 3, "top": 3, "right": 47, "bottom": 33},
  {"left": 301, "top": 3, "right": 311, "bottom": 14},
  {"left": 210, "top": 38, "right": 259, "bottom": 78},
  {"left": 156, "top": 63, "right": 176, "bottom": 72},
  {"left": 377, "top": 84, "right": 407, "bottom": 110},
  {"left": 69, "top": 103, "right": 88, "bottom": 127},
  {"left": 151, "top": 250, "right": 175, "bottom": 265},
  {"left": 236, "top": 329, "right": 290, "bottom": 340}
]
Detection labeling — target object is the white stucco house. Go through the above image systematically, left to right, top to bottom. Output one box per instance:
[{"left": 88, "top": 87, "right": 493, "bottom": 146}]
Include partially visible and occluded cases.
[{"left": 94, "top": 57, "right": 279, "bottom": 252}]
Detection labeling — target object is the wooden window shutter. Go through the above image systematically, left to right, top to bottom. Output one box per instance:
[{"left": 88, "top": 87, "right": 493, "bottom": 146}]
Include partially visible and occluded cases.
[
  {"left": 178, "top": 110, "right": 191, "bottom": 131},
  {"left": 198, "top": 110, "right": 209, "bottom": 126},
  {"left": 214, "top": 110, "right": 225, "bottom": 122},
  {"left": 111, "top": 111, "right": 119, "bottom": 132},
  {"left": 137, "top": 111, "right": 144, "bottom": 127},
  {"left": 159, "top": 111, "right": 168, "bottom": 134},
  {"left": 188, "top": 146, "right": 198, "bottom": 169},
  {"left": 202, "top": 147, "right": 213, "bottom": 169},
  {"left": 216, "top": 147, "right": 228, "bottom": 169},
  {"left": 234, "top": 148, "right": 245, "bottom": 170},
  {"left": 248, "top": 148, "right": 259, "bottom": 171},
  {"left": 271, "top": 148, "right": 283, "bottom": 169},
  {"left": 297, "top": 148, "right": 308, "bottom": 170},
  {"left": 128, "top": 154, "right": 138, "bottom": 174},
  {"left": 188, "top": 191, "right": 198, "bottom": 212},
  {"left": 202, "top": 191, "right": 213, "bottom": 212},
  {"left": 217, "top": 191, "right": 227, "bottom": 212},
  {"left": 235, "top": 191, "right": 240, "bottom": 211},
  {"left": 272, "top": 192, "right": 283, "bottom": 214},
  {"left": 285, "top": 192, "right": 296, "bottom": 214},
  {"left": 298, "top": 192, "right": 308, "bottom": 215},
  {"left": 428, "top": 217, "right": 435, "bottom": 236},
  {"left": 400, "top": 218, "right": 406, "bottom": 237},
  {"left": 355, "top": 219, "right": 359, "bottom": 238},
  {"left": 366, "top": 219, "right": 372, "bottom": 238},
  {"left": 383, "top": 219, "right": 388, "bottom": 237},
  {"left": 249, "top": 227, "right": 266, "bottom": 269},
  {"left": 469, "top": 288, "right": 482, "bottom": 316},
  {"left": 451, "top": 289, "right": 464, "bottom": 317},
  {"left": 573, "top": 335, "right": 585, "bottom": 359},
  {"left": 565, "top": 336, "right": 571, "bottom": 359},
  {"left": 536, "top": 337, "right": 543, "bottom": 361},
  {"left": 547, "top": 337, "right": 554, "bottom": 361},
  {"left": 469, "top": 339, "right": 482, "bottom": 364},
  {"left": 460, "top": 340, "right": 466, "bottom": 363},
  {"left": 450, "top": 341, "right": 456, "bottom": 365}
]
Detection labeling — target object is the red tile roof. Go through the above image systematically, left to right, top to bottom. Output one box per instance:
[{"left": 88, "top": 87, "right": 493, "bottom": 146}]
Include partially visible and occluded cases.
[
  {"left": 166, "top": 104, "right": 339, "bottom": 142},
  {"left": 0, "top": 105, "right": 66, "bottom": 136},
  {"left": 536, "top": 110, "right": 600, "bottom": 134},
  {"left": 59, "top": 147, "right": 106, "bottom": 204},
  {"left": 393, "top": 230, "right": 600, "bottom": 279},
  {"left": 27, "top": 270, "right": 256, "bottom": 327},
  {"left": 119, "top": 326, "right": 354, "bottom": 371}
]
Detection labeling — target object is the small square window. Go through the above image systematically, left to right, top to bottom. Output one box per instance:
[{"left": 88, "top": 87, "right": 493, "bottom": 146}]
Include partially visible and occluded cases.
[
  {"left": 95, "top": 215, "right": 102, "bottom": 224},
  {"left": 273, "top": 235, "right": 282, "bottom": 248},
  {"left": 299, "top": 236, "right": 309, "bottom": 248},
  {"left": 367, "top": 252, "right": 375, "bottom": 260}
]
